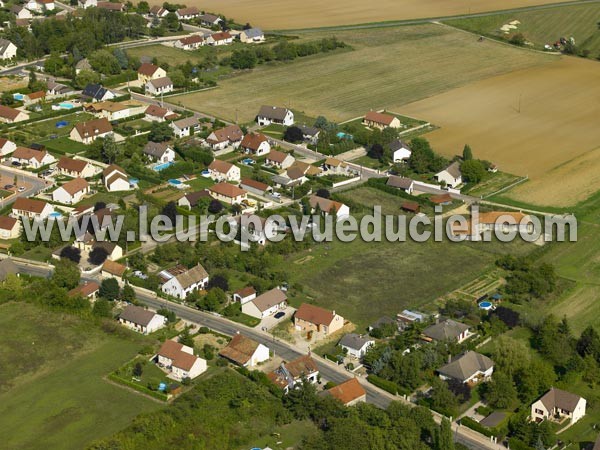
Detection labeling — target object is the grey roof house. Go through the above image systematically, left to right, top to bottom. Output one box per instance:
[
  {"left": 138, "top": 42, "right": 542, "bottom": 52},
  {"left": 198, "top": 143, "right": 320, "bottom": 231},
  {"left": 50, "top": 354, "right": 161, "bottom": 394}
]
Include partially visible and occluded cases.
[{"left": 437, "top": 351, "right": 494, "bottom": 384}]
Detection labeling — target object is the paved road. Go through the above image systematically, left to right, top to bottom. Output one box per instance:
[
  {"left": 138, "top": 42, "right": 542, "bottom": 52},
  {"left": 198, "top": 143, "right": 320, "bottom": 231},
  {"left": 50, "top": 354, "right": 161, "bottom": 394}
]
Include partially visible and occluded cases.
[{"left": 0, "top": 167, "right": 49, "bottom": 208}]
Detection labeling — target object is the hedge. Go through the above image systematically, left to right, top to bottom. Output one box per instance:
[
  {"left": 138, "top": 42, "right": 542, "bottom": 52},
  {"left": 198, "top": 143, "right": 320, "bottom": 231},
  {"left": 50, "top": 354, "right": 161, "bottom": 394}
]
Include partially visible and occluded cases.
[
  {"left": 108, "top": 373, "right": 169, "bottom": 401},
  {"left": 367, "top": 374, "right": 398, "bottom": 395},
  {"left": 460, "top": 416, "right": 494, "bottom": 437},
  {"left": 507, "top": 438, "right": 535, "bottom": 450}
]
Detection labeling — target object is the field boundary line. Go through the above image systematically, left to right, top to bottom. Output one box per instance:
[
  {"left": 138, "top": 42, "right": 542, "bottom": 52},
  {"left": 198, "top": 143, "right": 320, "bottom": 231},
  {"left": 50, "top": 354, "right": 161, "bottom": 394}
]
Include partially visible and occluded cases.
[{"left": 482, "top": 175, "right": 529, "bottom": 199}]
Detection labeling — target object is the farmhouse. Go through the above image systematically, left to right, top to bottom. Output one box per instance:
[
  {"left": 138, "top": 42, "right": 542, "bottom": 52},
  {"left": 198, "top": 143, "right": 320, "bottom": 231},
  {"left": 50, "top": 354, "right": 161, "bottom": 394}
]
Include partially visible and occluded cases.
[
  {"left": 175, "top": 6, "right": 200, "bottom": 20},
  {"left": 239, "top": 28, "right": 265, "bottom": 43},
  {"left": 207, "top": 31, "right": 233, "bottom": 46},
  {"left": 175, "top": 34, "right": 205, "bottom": 50},
  {"left": 0, "top": 38, "right": 17, "bottom": 60},
  {"left": 137, "top": 63, "right": 167, "bottom": 84},
  {"left": 146, "top": 77, "right": 174, "bottom": 96},
  {"left": 81, "top": 84, "right": 116, "bottom": 102},
  {"left": 144, "top": 104, "right": 177, "bottom": 122},
  {"left": 0, "top": 105, "right": 29, "bottom": 123},
  {"left": 257, "top": 105, "right": 294, "bottom": 126},
  {"left": 363, "top": 111, "right": 401, "bottom": 129},
  {"left": 170, "top": 116, "right": 198, "bottom": 138},
  {"left": 70, "top": 118, "right": 113, "bottom": 144},
  {"left": 206, "top": 125, "right": 244, "bottom": 150},
  {"left": 240, "top": 132, "right": 270, "bottom": 155},
  {"left": 0, "top": 138, "right": 16, "bottom": 156},
  {"left": 390, "top": 139, "right": 412, "bottom": 162},
  {"left": 143, "top": 141, "right": 175, "bottom": 163},
  {"left": 11, "top": 147, "right": 54, "bottom": 168},
  {"left": 265, "top": 150, "right": 295, "bottom": 170},
  {"left": 56, "top": 157, "right": 96, "bottom": 178},
  {"left": 208, "top": 159, "right": 240, "bottom": 182},
  {"left": 435, "top": 161, "right": 462, "bottom": 188},
  {"left": 103, "top": 164, "right": 132, "bottom": 192},
  {"left": 52, "top": 178, "right": 90, "bottom": 204},
  {"left": 240, "top": 178, "right": 271, "bottom": 196},
  {"left": 208, "top": 182, "right": 248, "bottom": 205},
  {"left": 177, "top": 190, "right": 211, "bottom": 209},
  {"left": 308, "top": 195, "right": 350, "bottom": 221},
  {"left": 12, "top": 197, "right": 53, "bottom": 220},
  {"left": 0, "top": 215, "right": 21, "bottom": 239},
  {"left": 101, "top": 260, "right": 127, "bottom": 283},
  {"left": 160, "top": 264, "right": 209, "bottom": 299},
  {"left": 68, "top": 281, "right": 100, "bottom": 300},
  {"left": 233, "top": 286, "right": 256, "bottom": 304},
  {"left": 241, "top": 288, "right": 287, "bottom": 319},
  {"left": 294, "top": 303, "right": 344, "bottom": 335},
  {"left": 118, "top": 305, "right": 166, "bottom": 335},
  {"left": 423, "top": 319, "right": 471, "bottom": 343},
  {"left": 219, "top": 333, "right": 270, "bottom": 367},
  {"left": 339, "top": 333, "right": 374, "bottom": 358},
  {"left": 157, "top": 340, "right": 207, "bottom": 380},
  {"left": 437, "top": 351, "right": 494, "bottom": 384},
  {"left": 268, "top": 355, "right": 318, "bottom": 394},
  {"left": 323, "top": 378, "right": 367, "bottom": 406},
  {"left": 531, "top": 388, "right": 586, "bottom": 425}
]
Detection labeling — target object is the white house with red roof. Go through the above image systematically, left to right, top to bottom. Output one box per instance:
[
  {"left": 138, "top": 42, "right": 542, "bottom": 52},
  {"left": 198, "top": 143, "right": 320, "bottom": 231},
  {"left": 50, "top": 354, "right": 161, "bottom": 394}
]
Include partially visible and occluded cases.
[{"left": 157, "top": 339, "right": 207, "bottom": 380}]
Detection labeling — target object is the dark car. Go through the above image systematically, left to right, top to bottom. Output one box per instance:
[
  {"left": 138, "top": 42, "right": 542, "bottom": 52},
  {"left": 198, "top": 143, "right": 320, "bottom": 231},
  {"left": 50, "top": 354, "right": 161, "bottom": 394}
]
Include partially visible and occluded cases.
[
  {"left": 11, "top": 161, "right": 21, "bottom": 167},
  {"left": 4, "top": 184, "right": 14, "bottom": 190},
  {"left": 274, "top": 312, "right": 285, "bottom": 319}
]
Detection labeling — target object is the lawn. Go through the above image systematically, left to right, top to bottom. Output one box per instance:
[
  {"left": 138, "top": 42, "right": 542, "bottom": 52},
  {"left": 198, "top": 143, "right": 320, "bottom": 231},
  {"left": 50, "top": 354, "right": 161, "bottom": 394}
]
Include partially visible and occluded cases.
[
  {"left": 176, "top": 23, "right": 551, "bottom": 123},
  {"left": 125, "top": 44, "right": 205, "bottom": 66},
  {"left": 41, "top": 137, "right": 90, "bottom": 155},
  {"left": 463, "top": 171, "right": 524, "bottom": 198},
  {"left": 336, "top": 186, "right": 417, "bottom": 215},
  {"left": 0, "top": 302, "right": 162, "bottom": 450}
]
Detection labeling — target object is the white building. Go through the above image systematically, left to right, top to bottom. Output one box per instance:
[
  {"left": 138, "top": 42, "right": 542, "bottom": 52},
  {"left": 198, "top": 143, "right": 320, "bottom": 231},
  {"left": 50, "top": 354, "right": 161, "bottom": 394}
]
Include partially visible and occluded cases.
[
  {"left": 239, "top": 28, "right": 265, "bottom": 43},
  {"left": 0, "top": 39, "right": 18, "bottom": 60},
  {"left": 145, "top": 76, "right": 174, "bottom": 96},
  {"left": 257, "top": 105, "right": 294, "bottom": 126},
  {"left": 170, "top": 117, "right": 198, "bottom": 138},
  {"left": 69, "top": 118, "right": 113, "bottom": 145},
  {"left": 205, "top": 125, "right": 244, "bottom": 151},
  {"left": 240, "top": 132, "right": 270, "bottom": 156},
  {"left": 0, "top": 138, "right": 17, "bottom": 157},
  {"left": 390, "top": 139, "right": 412, "bottom": 162},
  {"left": 143, "top": 142, "right": 175, "bottom": 163},
  {"left": 56, "top": 156, "right": 97, "bottom": 178},
  {"left": 208, "top": 159, "right": 240, "bottom": 182},
  {"left": 435, "top": 161, "right": 462, "bottom": 188},
  {"left": 103, "top": 164, "right": 132, "bottom": 192},
  {"left": 52, "top": 178, "right": 90, "bottom": 204},
  {"left": 308, "top": 195, "right": 350, "bottom": 221},
  {"left": 12, "top": 197, "right": 53, "bottom": 220},
  {"left": 160, "top": 264, "right": 209, "bottom": 299},
  {"left": 233, "top": 286, "right": 256, "bottom": 304},
  {"left": 241, "top": 288, "right": 287, "bottom": 319},
  {"left": 118, "top": 305, "right": 167, "bottom": 335},
  {"left": 219, "top": 333, "right": 270, "bottom": 367},
  {"left": 339, "top": 333, "right": 374, "bottom": 359},
  {"left": 157, "top": 339, "right": 207, "bottom": 380},
  {"left": 437, "top": 351, "right": 494, "bottom": 384},
  {"left": 268, "top": 355, "right": 318, "bottom": 394},
  {"left": 531, "top": 388, "right": 586, "bottom": 425}
]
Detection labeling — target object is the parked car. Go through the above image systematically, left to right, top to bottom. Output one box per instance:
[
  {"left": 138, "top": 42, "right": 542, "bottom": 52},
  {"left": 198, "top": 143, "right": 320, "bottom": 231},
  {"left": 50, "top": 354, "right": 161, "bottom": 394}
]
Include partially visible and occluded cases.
[
  {"left": 11, "top": 161, "right": 21, "bottom": 167},
  {"left": 4, "top": 184, "right": 13, "bottom": 190},
  {"left": 17, "top": 187, "right": 25, "bottom": 192},
  {"left": 274, "top": 311, "right": 285, "bottom": 319}
]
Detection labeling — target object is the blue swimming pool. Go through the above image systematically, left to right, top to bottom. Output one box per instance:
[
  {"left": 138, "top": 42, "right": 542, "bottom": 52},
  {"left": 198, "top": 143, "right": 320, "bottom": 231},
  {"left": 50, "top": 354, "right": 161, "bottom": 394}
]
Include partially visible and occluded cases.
[
  {"left": 13, "top": 93, "right": 24, "bottom": 101},
  {"left": 58, "top": 102, "right": 74, "bottom": 109},
  {"left": 56, "top": 120, "right": 68, "bottom": 128},
  {"left": 337, "top": 132, "right": 353, "bottom": 140},
  {"left": 242, "top": 158, "right": 255, "bottom": 165},
  {"left": 153, "top": 161, "right": 174, "bottom": 171},
  {"left": 201, "top": 169, "right": 211, "bottom": 178},
  {"left": 169, "top": 179, "right": 182, "bottom": 185},
  {"left": 49, "top": 212, "right": 63, "bottom": 219},
  {"left": 479, "top": 301, "right": 493, "bottom": 310}
]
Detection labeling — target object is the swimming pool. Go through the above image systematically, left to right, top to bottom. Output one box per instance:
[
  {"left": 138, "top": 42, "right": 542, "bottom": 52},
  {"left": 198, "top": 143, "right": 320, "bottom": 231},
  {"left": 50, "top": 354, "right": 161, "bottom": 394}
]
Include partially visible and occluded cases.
[
  {"left": 13, "top": 93, "right": 24, "bottom": 101},
  {"left": 58, "top": 102, "right": 74, "bottom": 109},
  {"left": 56, "top": 120, "right": 68, "bottom": 128},
  {"left": 337, "top": 132, "right": 353, "bottom": 140},
  {"left": 242, "top": 158, "right": 255, "bottom": 165},
  {"left": 153, "top": 161, "right": 174, "bottom": 171},
  {"left": 201, "top": 169, "right": 211, "bottom": 178},
  {"left": 169, "top": 179, "right": 182, "bottom": 185},
  {"left": 48, "top": 212, "right": 63, "bottom": 219},
  {"left": 478, "top": 301, "right": 493, "bottom": 310}
]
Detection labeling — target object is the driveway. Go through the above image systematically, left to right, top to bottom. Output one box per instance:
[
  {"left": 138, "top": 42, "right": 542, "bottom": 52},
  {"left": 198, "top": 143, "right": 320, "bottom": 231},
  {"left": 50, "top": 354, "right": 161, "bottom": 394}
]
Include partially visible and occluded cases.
[{"left": 259, "top": 305, "right": 296, "bottom": 331}]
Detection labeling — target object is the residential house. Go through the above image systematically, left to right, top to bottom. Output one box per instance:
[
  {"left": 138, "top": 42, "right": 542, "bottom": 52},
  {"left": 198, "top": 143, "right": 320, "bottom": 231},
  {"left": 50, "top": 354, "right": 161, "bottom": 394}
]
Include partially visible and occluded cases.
[
  {"left": 24, "top": 0, "right": 41, "bottom": 13},
  {"left": 78, "top": 0, "right": 97, "bottom": 8},
  {"left": 97, "top": 2, "right": 125, "bottom": 12},
  {"left": 11, "top": 5, "right": 33, "bottom": 20},
  {"left": 149, "top": 5, "right": 168, "bottom": 17},
  {"left": 175, "top": 6, "right": 200, "bottom": 20},
  {"left": 198, "top": 13, "right": 221, "bottom": 27},
  {"left": 239, "top": 27, "right": 265, "bottom": 43},
  {"left": 207, "top": 31, "right": 233, "bottom": 46},
  {"left": 175, "top": 34, "right": 205, "bottom": 50},
  {"left": 0, "top": 38, "right": 17, "bottom": 60},
  {"left": 75, "top": 58, "right": 92, "bottom": 74},
  {"left": 137, "top": 63, "right": 167, "bottom": 84},
  {"left": 146, "top": 76, "right": 174, "bottom": 95},
  {"left": 47, "top": 80, "right": 74, "bottom": 97},
  {"left": 81, "top": 84, "right": 116, "bottom": 102},
  {"left": 22, "top": 91, "right": 45, "bottom": 106},
  {"left": 85, "top": 101, "right": 132, "bottom": 121},
  {"left": 144, "top": 104, "right": 177, "bottom": 122},
  {"left": 0, "top": 105, "right": 29, "bottom": 123},
  {"left": 257, "top": 105, "right": 294, "bottom": 126},
  {"left": 363, "top": 111, "right": 401, "bottom": 129},
  {"left": 170, "top": 116, "right": 198, "bottom": 138},
  {"left": 69, "top": 118, "right": 113, "bottom": 144},
  {"left": 206, "top": 124, "right": 243, "bottom": 150},
  {"left": 298, "top": 124, "right": 320, "bottom": 144},
  {"left": 240, "top": 132, "right": 270, "bottom": 156},
  {"left": 0, "top": 138, "right": 17, "bottom": 157},
  {"left": 390, "top": 139, "right": 411, "bottom": 162},
  {"left": 143, "top": 141, "right": 175, "bottom": 163},
  {"left": 11, "top": 147, "right": 54, "bottom": 167},
  {"left": 265, "top": 150, "right": 294, "bottom": 170},
  {"left": 56, "top": 156, "right": 96, "bottom": 178},
  {"left": 323, "top": 157, "right": 349, "bottom": 175},
  {"left": 208, "top": 159, "right": 240, "bottom": 182},
  {"left": 435, "top": 161, "right": 462, "bottom": 188},
  {"left": 103, "top": 164, "right": 132, "bottom": 192},
  {"left": 386, "top": 175, "right": 414, "bottom": 194},
  {"left": 52, "top": 178, "right": 90, "bottom": 204},
  {"left": 240, "top": 178, "right": 271, "bottom": 196},
  {"left": 208, "top": 182, "right": 248, "bottom": 205},
  {"left": 177, "top": 190, "right": 211, "bottom": 209},
  {"left": 430, "top": 193, "right": 453, "bottom": 205},
  {"left": 308, "top": 195, "right": 350, "bottom": 221},
  {"left": 12, "top": 197, "right": 53, "bottom": 220},
  {"left": 477, "top": 211, "right": 534, "bottom": 235},
  {"left": 229, "top": 214, "right": 278, "bottom": 246},
  {"left": 0, "top": 215, "right": 21, "bottom": 239},
  {"left": 93, "top": 241, "right": 123, "bottom": 261},
  {"left": 0, "top": 259, "right": 19, "bottom": 281},
  {"left": 101, "top": 260, "right": 127, "bottom": 283},
  {"left": 160, "top": 264, "right": 209, "bottom": 299},
  {"left": 68, "top": 281, "right": 100, "bottom": 301},
  {"left": 233, "top": 286, "right": 256, "bottom": 304},
  {"left": 242, "top": 288, "right": 287, "bottom": 319},
  {"left": 294, "top": 303, "right": 344, "bottom": 335},
  {"left": 118, "top": 304, "right": 166, "bottom": 335},
  {"left": 398, "top": 310, "right": 426, "bottom": 324},
  {"left": 423, "top": 319, "right": 471, "bottom": 343},
  {"left": 219, "top": 333, "right": 270, "bottom": 367},
  {"left": 339, "top": 333, "right": 374, "bottom": 358},
  {"left": 157, "top": 340, "right": 207, "bottom": 380},
  {"left": 438, "top": 351, "right": 494, "bottom": 384},
  {"left": 268, "top": 355, "right": 319, "bottom": 394},
  {"left": 324, "top": 378, "right": 367, "bottom": 406},
  {"left": 531, "top": 388, "right": 586, "bottom": 425}
]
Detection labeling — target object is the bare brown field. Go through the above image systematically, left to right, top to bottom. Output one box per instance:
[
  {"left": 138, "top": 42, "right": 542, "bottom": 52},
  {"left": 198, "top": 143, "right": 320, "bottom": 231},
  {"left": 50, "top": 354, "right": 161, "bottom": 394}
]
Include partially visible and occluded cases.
[
  {"left": 156, "top": 0, "right": 577, "bottom": 30},
  {"left": 402, "top": 57, "right": 600, "bottom": 207},
  {"left": 0, "top": 77, "right": 27, "bottom": 91}
]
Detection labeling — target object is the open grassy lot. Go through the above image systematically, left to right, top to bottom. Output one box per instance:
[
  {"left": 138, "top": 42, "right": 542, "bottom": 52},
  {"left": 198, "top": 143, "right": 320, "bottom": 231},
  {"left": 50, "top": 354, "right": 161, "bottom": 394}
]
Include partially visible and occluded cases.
[
  {"left": 171, "top": 0, "right": 576, "bottom": 30},
  {"left": 445, "top": 2, "right": 600, "bottom": 55},
  {"left": 175, "top": 24, "right": 552, "bottom": 122},
  {"left": 125, "top": 44, "right": 203, "bottom": 66},
  {"left": 402, "top": 56, "right": 600, "bottom": 207},
  {"left": 0, "top": 76, "right": 27, "bottom": 91},
  {"left": 463, "top": 171, "right": 524, "bottom": 198},
  {"left": 336, "top": 186, "right": 417, "bottom": 215},
  {"left": 0, "top": 302, "right": 162, "bottom": 450}
]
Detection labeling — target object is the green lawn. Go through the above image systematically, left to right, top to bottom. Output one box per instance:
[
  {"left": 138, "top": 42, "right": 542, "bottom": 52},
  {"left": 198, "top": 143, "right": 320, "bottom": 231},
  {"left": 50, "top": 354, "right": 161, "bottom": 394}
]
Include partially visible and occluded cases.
[
  {"left": 261, "top": 123, "right": 286, "bottom": 139},
  {"left": 41, "top": 137, "right": 90, "bottom": 155},
  {"left": 463, "top": 171, "right": 524, "bottom": 198},
  {"left": 20, "top": 246, "right": 54, "bottom": 262},
  {"left": 0, "top": 302, "right": 162, "bottom": 450}
]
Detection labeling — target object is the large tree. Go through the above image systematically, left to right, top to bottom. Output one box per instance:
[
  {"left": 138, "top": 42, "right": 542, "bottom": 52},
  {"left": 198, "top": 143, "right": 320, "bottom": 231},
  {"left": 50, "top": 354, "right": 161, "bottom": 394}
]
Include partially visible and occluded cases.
[
  {"left": 460, "top": 159, "right": 486, "bottom": 183},
  {"left": 52, "top": 259, "right": 80, "bottom": 290},
  {"left": 99, "top": 278, "right": 120, "bottom": 301}
]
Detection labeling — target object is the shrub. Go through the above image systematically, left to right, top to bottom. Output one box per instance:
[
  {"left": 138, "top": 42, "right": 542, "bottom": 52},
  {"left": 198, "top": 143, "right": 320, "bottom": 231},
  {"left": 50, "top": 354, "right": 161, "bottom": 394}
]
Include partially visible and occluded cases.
[{"left": 367, "top": 374, "right": 398, "bottom": 395}]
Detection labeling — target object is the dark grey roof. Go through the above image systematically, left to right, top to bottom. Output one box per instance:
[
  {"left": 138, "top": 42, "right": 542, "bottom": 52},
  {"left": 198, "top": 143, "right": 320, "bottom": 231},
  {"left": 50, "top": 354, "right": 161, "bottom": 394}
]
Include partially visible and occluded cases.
[
  {"left": 199, "top": 13, "right": 220, "bottom": 23},
  {"left": 243, "top": 27, "right": 263, "bottom": 39},
  {"left": 0, "top": 39, "right": 15, "bottom": 55},
  {"left": 148, "top": 76, "right": 173, "bottom": 89},
  {"left": 82, "top": 84, "right": 108, "bottom": 100},
  {"left": 258, "top": 105, "right": 290, "bottom": 121},
  {"left": 172, "top": 117, "right": 198, "bottom": 130},
  {"left": 298, "top": 124, "right": 319, "bottom": 137},
  {"left": 390, "top": 139, "right": 410, "bottom": 152},
  {"left": 143, "top": 141, "right": 171, "bottom": 158},
  {"left": 443, "top": 161, "right": 462, "bottom": 179},
  {"left": 387, "top": 175, "right": 413, "bottom": 190},
  {"left": 181, "top": 190, "right": 210, "bottom": 207},
  {"left": 0, "top": 258, "right": 18, "bottom": 281},
  {"left": 119, "top": 304, "right": 157, "bottom": 327},
  {"left": 424, "top": 319, "right": 469, "bottom": 341},
  {"left": 339, "top": 333, "right": 373, "bottom": 351},
  {"left": 437, "top": 351, "right": 493, "bottom": 381},
  {"left": 537, "top": 388, "right": 583, "bottom": 413},
  {"left": 479, "top": 412, "right": 506, "bottom": 429}
]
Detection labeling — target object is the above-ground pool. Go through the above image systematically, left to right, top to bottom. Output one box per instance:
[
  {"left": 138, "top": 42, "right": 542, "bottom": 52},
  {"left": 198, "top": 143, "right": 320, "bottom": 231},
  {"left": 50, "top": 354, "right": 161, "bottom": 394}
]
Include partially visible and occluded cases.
[
  {"left": 13, "top": 93, "right": 24, "bottom": 101},
  {"left": 58, "top": 102, "right": 74, "bottom": 109},
  {"left": 56, "top": 120, "right": 68, "bottom": 128},
  {"left": 337, "top": 132, "right": 353, "bottom": 140},
  {"left": 242, "top": 158, "right": 255, "bottom": 165},
  {"left": 153, "top": 161, "right": 174, "bottom": 171},
  {"left": 201, "top": 169, "right": 211, "bottom": 178},
  {"left": 169, "top": 179, "right": 182, "bottom": 185},
  {"left": 48, "top": 212, "right": 63, "bottom": 219},
  {"left": 479, "top": 301, "right": 493, "bottom": 310}
]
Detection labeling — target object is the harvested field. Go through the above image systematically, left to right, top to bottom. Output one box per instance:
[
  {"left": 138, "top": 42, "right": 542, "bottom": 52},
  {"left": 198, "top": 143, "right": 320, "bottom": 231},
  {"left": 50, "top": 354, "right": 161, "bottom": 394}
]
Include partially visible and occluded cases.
[
  {"left": 160, "top": 0, "right": 577, "bottom": 30},
  {"left": 175, "top": 24, "right": 551, "bottom": 122},
  {"left": 402, "top": 57, "right": 600, "bottom": 207}
]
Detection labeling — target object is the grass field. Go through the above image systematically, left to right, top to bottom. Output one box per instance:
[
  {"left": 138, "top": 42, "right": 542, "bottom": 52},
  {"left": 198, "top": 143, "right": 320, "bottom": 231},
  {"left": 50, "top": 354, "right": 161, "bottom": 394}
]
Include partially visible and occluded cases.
[
  {"left": 168, "top": 0, "right": 578, "bottom": 30},
  {"left": 445, "top": 2, "right": 600, "bottom": 55},
  {"left": 174, "top": 24, "right": 552, "bottom": 123},
  {"left": 126, "top": 44, "right": 204, "bottom": 66},
  {"left": 402, "top": 56, "right": 600, "bottom": 207},
  {"left": 0, "top": 302, "right": 161, "bottom": 450}
]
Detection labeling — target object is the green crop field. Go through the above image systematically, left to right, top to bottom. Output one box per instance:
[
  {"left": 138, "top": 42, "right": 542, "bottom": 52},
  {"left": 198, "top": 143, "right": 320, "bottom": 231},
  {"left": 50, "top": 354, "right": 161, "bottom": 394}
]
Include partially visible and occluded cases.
[
  {"left": 445, "top": 2, "right": 600, "bottom": 55},
  {"left": 173, "top": 23, "right": 552, "bottom": 123},
  {"left": 0, "top": 302, "right": 162, "bottom": 450}
]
